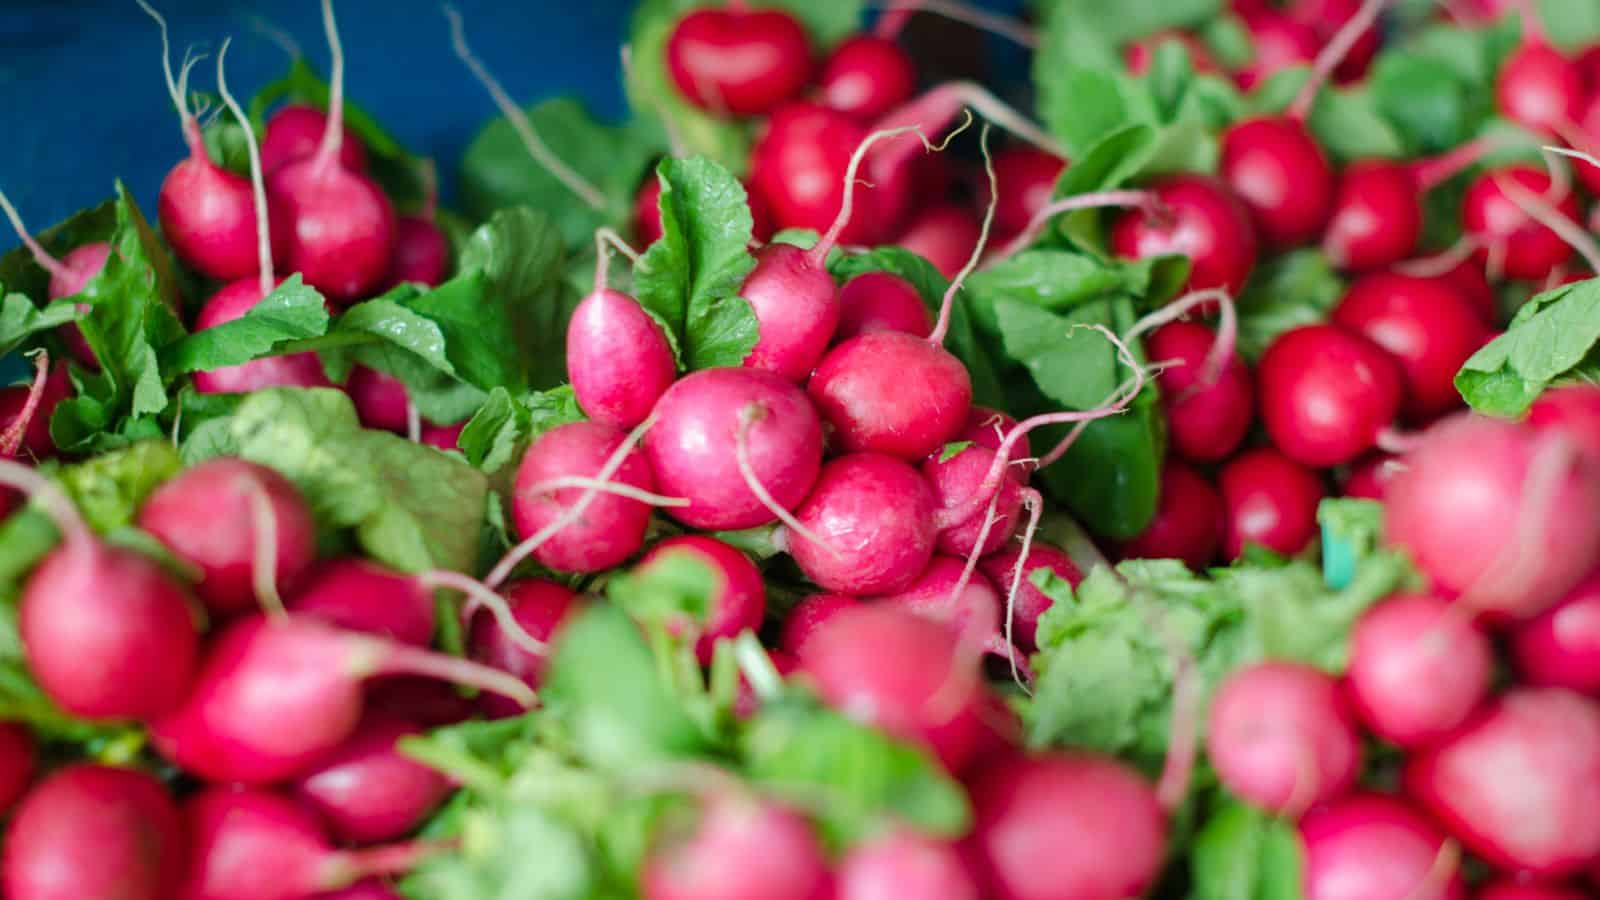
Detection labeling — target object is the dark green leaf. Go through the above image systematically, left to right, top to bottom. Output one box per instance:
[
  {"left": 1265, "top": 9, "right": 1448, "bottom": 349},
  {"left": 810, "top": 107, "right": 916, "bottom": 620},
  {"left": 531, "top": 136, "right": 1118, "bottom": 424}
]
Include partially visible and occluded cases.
[
  {"left": 1369, "top": 53, "right": 1485, "bottom": 153},
  {"left": 1456, "top": 278, "right": 1600, "bottom": 417},
  {"left": 0, "top": 293, "right": 82, "bottom": 358},
  {"left": 1190, "top": 799, "right": 1305, "bottom": 900}
]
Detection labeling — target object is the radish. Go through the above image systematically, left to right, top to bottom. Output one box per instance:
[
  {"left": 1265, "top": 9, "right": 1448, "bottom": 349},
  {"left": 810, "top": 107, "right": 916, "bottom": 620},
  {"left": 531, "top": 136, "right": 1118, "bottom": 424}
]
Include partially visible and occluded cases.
[
  {"left": 267, "top": 0, "right": 396, "bottom": 303},
  {"left": 1287, "top": 0, "right": 1380, "bottom": 82},
  {"left": 1496, "top": 4, "right": 1585, "bottom": 137},
  {"left": 664, "top": 6, "right": 813, "bottom": 117},
  {"left": 1233, "top": 10, "right": 1320, "bottom": 90},
  {"left": 1124, "top": 30, "right": 1220, "bottom": 78},
  {"left": 819, "top": 35, "right": 917, "bottom": 122},
  {"left": 260, "top": 103, "right": 368, "bottom": 174},
  {"left": 1324, "top": 140, "right": 1502, "bottom": 272},
  {"left": 977, "top": 147, "right": 1067, "bottom": 240},
  {"left": 388, "top": 160, "right": 450, "bottom": 288},
  {"left": 1462, "top": 165, "right": 1581, "bottom": 281},
  {"left": 1110, "top": 174, "right": 1259, "bottom": 295},
  {"left": 634, "top": 176, "right": 665, "bottom": 245},
  {"left": 0, "top": 190, "right": 108, "bottom": 367},
  {"left": 892, "top": 204, "right": 982, "bottom": 278},
  {"left": 568, "top": 233, "right": 676, "bottom": 428},
  {"left": 1434, "top": 257, "right": 1499, "bottom": 326},
  {"left": 834, "top": 271, "right": 934, "bottom": 341},
  {"left": 1331, "top": 272, "right": 1493, "bottom": 421},
  {"left": 191, "top": 277, "right": 334, "bottom": 394},
  {"left": 1146, "top": 320, "right": 1253, "bottom": 463},
  {"left": 1257, "top": 324, "right": 1403, "bottom": 467},
  {"left": 808, "top": 329, "right": 973, "bottom": 460},
  {"left": 0, "top": 358, "right": 70, "bottom": 461},
  {"left": 347, "top": 366, "right": 414, "bottom": 433},
  {"left": 644, "top": 367, "right": 823, "bottom": 531},
  {"left": 1527, "top": 383, "right": 1600, "bottom": 459},
  {"left": 957, "top": 406, "right": 1033, "bottom": 479},
  {"left": 1384, "top": 414, "right": 1600, "bottom": 619},
  {"left": 510, "top": 420, "right": 660, "bottom": 573},
  {"left": 419, "top": 421, "right": 464, "bottom": 451},
  {"left": 924, "top": 445, "right": 1024, "bottom": 558},
  {"left": 1219, "top": 449, "right": 1326, "bottom": 559},
  {"left": 787, "top": 452, "right": 939, "bottom": 595},
  {"left": 1343, "top": 452, "right": 1400, "bottom": 499},
  {"left": 138, "top": 457, "right": 317, "bottom": 617},
  {"left": 0, "top": 460, "right": 199, "bottom": 720},
  {"left": 1118, "top": 461, "right": 1223, "bottom": 571},
  {"left": 635, "top": 535, "right": 765, "bottom": 664},
  {"left": 976, "top": 540, "right": 1081, "bottom": 653},
  {"left": 871, "top": 556, "right": 1027, "bottom": 673},
  {"left": 286, "top": 558, "right": 436, "bottom": 647},
  {"left": 1510, "top": 572, "right": 1600, "bottom": 691},
  {"left": 467, "top": 578, "right": 579, "bottom": 717},
  {"left": 778, "top": 592, "right": 860, "bottom": 656},
  {"left": 1346, "top": 593, "right": 1493, "bottom": 748},
  {"left": 797, "top": 605, "right": 985, "bottom": 770},
  {"left": 151, "top": 614, "right": 535, "bottom": 783},
  {"left": 1207, "top": 661, "right": 1362, "bottom": 816},
  {"left": 365, "top": 676, "right": 475, "bottom": 729},
  {"left": 1406, "top": 688, "right": 1600, "bottom": 877},
  {"left": 293, "top": 715, "right": 453, "bottom": 844},
  {"left": 0, "top": 725, "right": 33, "bottom": 813},
  {"left": 967, "top": 752, "right": 1166, "bottom": 900},
  {"left": 2, "top": 764, "right": 185, "bottom": 900},
  {"left": 183, "top": 785, "right": 441, "bottom": 900},
  {"left": 641, "top": 793, "right": 829, "bottom": 900},
  {"left": 1298, "top": 793, "right": 1467, "bottom": 900},
  {"left": 836, "top": 830, "right": 980, "bottom": 900},
  {"left": 321, "top": 881, "right": 404, "bottom": 900},
  {"left": 1476, "top": 884, "right": 1587, "bottom": 900}
]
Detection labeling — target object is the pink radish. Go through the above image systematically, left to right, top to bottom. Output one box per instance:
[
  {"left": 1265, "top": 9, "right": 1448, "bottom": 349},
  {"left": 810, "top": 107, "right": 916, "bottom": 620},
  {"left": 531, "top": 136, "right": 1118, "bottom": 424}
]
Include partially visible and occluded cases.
[
  {"left": 1288, "top": 0, "right": 1381, "bottom": 82},
  {"left": 1496, "top": 4, "right": 1585, "bottom": 137},
  {"left": 664, "top": 7, "right": 813, "bottom": 117},
  {"left": 1233, "top": 10, "right": 1320, "bottom": 90},
  {"left": 819, "top": 35, "right": 917, "bottom": 122},
  {"left": 260, "top": 103, "right": 368, "bottom": 174},
  {"left": 1324, "top": 140, "right": 1500, "bottom": 272},
  {"left": 978, "top": 147, "right": 1068, "bottom": 240},
  {"left": 388, "top": 160, "right": 450, "bottom": 288},
  {"left": 1462, "top": 165, "right": 1581, "bottom": 281},
  {"left": 1110, "top": 175, "right": 1258, "bottom": 295},
  {"left": 0, "top": 190, "right": 109, "bottom": 367},
  {"left": 893, "top": 204, "right": 982, "bottom": 278},
  {"left": 568, "top": 233, "right": 676, "bottom": 428},
  {"left": 1434, "top": 257, "right": 1498, "bottom": 326},
  {"left": 834, "top": 271, "right": 934, "bottom": 341},
  {"left": 191, "top": 278, "right": 334, "bottom": 394},
  {"left": 1147, "top": 320, "right": 1253, "bottom": 463},
  {"left": 1257, "top": 324, "right": 1403, "bottom": 467},
  {"left": 808, "top": 329, "right": 974, "bottom": 460},
  {"left": 346, "top": 366, "right": 413, "bottom": 433},
  {"left": 1527, "top": 383, "right": 1600, "bottom": 459},
  {"left": 957, "top": 406, "right": 1032, "bottom": 478},
  {"left": 510, "top": 420, "right": 660, "bottom": 573},
  {"left": 419, "top": 421, "right": 464, "bottom": 451},
  {"left": 924, "top": 445, "right": 1024, "bottom": 558},
  {"left": 1219, "top": 448, "right": 1325, "bottom": 559},
  {"left": 787, "top": 452, "right": 940, "bottom": 595},
  {"left": 1343, "top": 452, "right": 1400, "bottom": 500},
  {"left": 1118, "top": 461, "right": 1223, "bottom": 571},
  {"left": 635, "top": 535, "right": 765, "bottom": 664},
  {"left": 976, "top": 540, "right": 1081, "bottom": 653},
  {"left": 872, "top": 556, "right": 1029, "bottom": 677},
  {"left": 286, "top": 558, "right": 436, "bottom": 647},
  {"left": 1510, "top": 572, "right": 1600, "bottom": 691},
  {"left": 468, "top": 578, "right": 579, "bottom": 717},
  {"left": 778, "top": 593, "right": 860, "bottom": 657},
  {"left": 1346, "top": 593, "right": 1494, "bottom": 748},
  {"left": 150, "top": 614, "right": 535, "bottom": 783},
  {"left": 1207, "top": 661, "right": 1362, "bottom": 816},
  {"left": 1406, "top": 687, "right": 1600, "bottom": 877},
  {"left": 293, "top": 715, "right": 453, "bottom": 844},
  {"left": 0, "top": 725, "right": 33, "bottom": 814},
  {"left": 2, "top": 764, "right": 185, "bottom": 900},
  {"left": 641, "top": 793, "right": 829, "bottom": 900},
  {"left": 1298, "top": 793, "right": 1467, "bottom": 900},
  {"left": 836, "top": 830, "right": 980, "bottom": 900},
  {"left": 1476, "top": 884, "right": 1587, "bottom": 900}
]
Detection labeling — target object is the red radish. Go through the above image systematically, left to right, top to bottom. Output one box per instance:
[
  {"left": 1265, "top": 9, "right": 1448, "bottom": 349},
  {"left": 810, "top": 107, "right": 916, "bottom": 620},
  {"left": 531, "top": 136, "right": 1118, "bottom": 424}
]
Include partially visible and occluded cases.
[
  {"left": 1287, "top": 0, "right": 1380, "bottom": 82},
  {"left": 1496, "top": 6, "right": 1584, "bottom": 137},
  {"left": 664, "top": 7, "right": 813, "bottom": 117},
  {"left": 1233, "top": 10, "right": 1320, "bottom": 90},
  {"left": 1124, "top": 31, "right": 1220, "bottom": 78},
  {"left": 819, "top": 35, "right": 917, "bottom": 122},
  {"left": 1568, "top": 95, "right": 1600, "bottom": 196},
  {"left": 260, "top": 103, "right": 368, "bottom": 174},
  {"left": 749, "top": 103, "right": 915, "bottom": 245},
  {"left": 1219, "top": 117, "right": 1333, "bottom": 247},
  {"left": 1324, "top": 140, "right": 1501, "bottom": 272},
  {"left": 976, "top": 147, "right": 1067, "bottom": 240},
  {"left": 1462, "top": 165, "right": 1580, "bottom": 281},
  {"left": 1110, "top": 174, "right": 1259, "bottom": 295},
  {"left": 633, "top": 176, "right": 665, "bottom": 245},
  {"left": 0, "top": 190, "right": 110, "bottom": 367},
  {"left": 893, "top": 204, "right": 982, "bottom": 278},
  {"left": 388, "top": 212, "right": 450, "bottom": 289},
  {"left": 46, "top": 242, "right": 112, "bottom": 301},
  {"left": 739, "top": 243, "right": 842, "bottom": 381},
  {"left": 1434, "top": 257, "right": 1498, "bottom": 326},
  {"left": 835, "top": 271, "right": 934, "bottom": 341},
  {"left": 1331, "top": 272, "right": 1494, "bottom": 421},
  {"left": 191, "top": 278, "right": 334, "bottom": 394},
  {"left": 567, "top": 278, "right": 676, "bottom": 428},
  {"left": 1147, "top": 320, "right": 1253, "bottom": 463},
  {"left": 1257, "top": 324, "right": 1403, "bottom": 467},
  {"left": 808, "top": 330, "right": 973, "bottom": 460},
  {"left": 0, "top": 360, "right": 71, "bottom": 461},
  {"left": 347, "top": 366, "right": 413, "bottom": 433},
  {"left": 645, "top": 367, "right": 824, "bottom": 530},
  {"left": 1528, "top": 384, "right": 1600, "bottom": 459},
  {"left": 957, "top": 406, "right": 1033, "bottom": 479},
  {"left": 1385, "top": 414, "right": 1600, "bottom": 619},
  {"left": 510, "top": 420, "right": 659, "bottom": 573},
  {"left": 419, "top": 421, "right": 464, "bottom": 451},
  {"left": 924, "top": 445, "right": 1023, "bottom": 558},
  {"left": 1218, "top": 448, "right": 1325, "bottom": 559},
  {"left": 788, "top": 453, "right": 939, "bottom": 595},
  {"left": 1343, "top": 453, "right": 1400, "bottom": 500},
  {"left": 138, "top": 457, "right": 317, "bottom": 616},
  {"left": 1118, "top": 461, "right": 1223, "bottom": 571},
  {"left": 635, "top": 536, "right": 765, "bottom": 664},
  {"left": 976, "top": 540, "right": 1081, "bottom": 653},
  {"left": 872, "top": 556, "right": 1026, "bottom": 669},
  {"left": 287, "top": 558, "right": 436, "bottom": 647},
  {"left": 1511, "top": 572, "right": 1600, "bottom": 691},
  {"left": 468, "top": 578, "right": 579, "bottom": 716},
  {"left": 778, "top": 593, "right": 860, "bottom": 656},
  {"left": 1347, "top": 593, "right": 1493, "bottom": 748},
  {"left": 798, "top": 605, "right": 985, "bottom": 770},
  {"left": 150, "top": 615, "right": 535, "bottom": 783},
  {"left": 1207, "top": 661, "right": 1361, "bottom": 816},
  {"left": 364, "top": 676, "right": 475, "bottom": 729},
  {"left": 1406, "top": 688, "right": 1600, "bottom": 877},
  {"left": 293, "top": 715, "right": 452, "bottom": 844},
  {"left": 0, "top": 725, "right": 32, "bottom": 813},
  {"left": 967, "top": 752, "right": 1166, "bottom": 900},
  {"left": 2, "top": 764, "right": 185, "bottom": 900},
  {"left": 183, "top": 785, "right": 440, "bottom": 900},
  {"left": 641, "top": 793, "right": 829, "bottom": 900},
  {"left": 1298, "top": 793, "right": 1467, "bottom": 900},
  {"left": 836, "top": 830, "right": 979, "bottom": 900},
  {"left": 1477, "top": 885, "right": 1587, "bottom": 900}
]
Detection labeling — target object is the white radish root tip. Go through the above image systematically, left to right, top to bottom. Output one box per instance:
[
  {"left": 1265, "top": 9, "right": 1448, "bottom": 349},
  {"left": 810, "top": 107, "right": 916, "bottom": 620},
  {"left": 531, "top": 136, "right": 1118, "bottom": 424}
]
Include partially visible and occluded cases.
[
  {"left": 312, "top": 0, "right": 348, "bottom": 172},
  {"left": 215, "top": 38, "right": 276, "bottom": 294},
  {"left": 929, "top": 123, "right": 996, "bottom": 347},
  {"left": 0, "top": 189, "right": 70, "bottom": 283},
  {"left": 1123, "top": 288, "right": 1238, "bottom": 392},
  {"left": 520, "top": 476, "right": 689, "bottom": 508},
  {"left": 242, "top": 479, "right": 288, "bottom": 622},
  {"left": 1002, "top": 488, "right": 1044, "bottom": 692},
  {"left": 374, "top": 637, "right": 538, "bottom": 709}
]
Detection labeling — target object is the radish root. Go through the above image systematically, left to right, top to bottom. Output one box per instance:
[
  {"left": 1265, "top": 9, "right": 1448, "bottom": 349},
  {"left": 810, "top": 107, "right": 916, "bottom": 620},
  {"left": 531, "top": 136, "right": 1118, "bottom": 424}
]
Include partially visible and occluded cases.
[
  {"left": 311, "top": 0, "right": 349, "bottom": 173},
  {"left": 1288, "top": 0, "right": 1390, "bottom": 120},
  {"left": 216, "top": 38, "right": 277, "bottom": 295},
  {"left": 929, "top": 123, "right": 996, "bottom": 346},
  {"left": 1495, "top": 170, "right": 1600, "bottom": 274},
  {"left": 0, "top": 190, "right": 71, "bottom": 284},
  {"left": 990, "top": 190, "right": 1162, "bottom": 263},
  {"left": 1124, "top": 287, "right": 1238, "bottom": 391},
  {"left": 0, "top": 353, "right": 52, "bottom": 460},
  {"left": 735, "top": 408, "right": 840, "bottom": 559},
  {"left": 520, "top": 476, "right": 689, "bottom": 508},
  {"left": 243, "top": 479, "right": 288, "bottom": 622},
  {"left": 416, "top": 569, "right": 549, "bottom": 657}
]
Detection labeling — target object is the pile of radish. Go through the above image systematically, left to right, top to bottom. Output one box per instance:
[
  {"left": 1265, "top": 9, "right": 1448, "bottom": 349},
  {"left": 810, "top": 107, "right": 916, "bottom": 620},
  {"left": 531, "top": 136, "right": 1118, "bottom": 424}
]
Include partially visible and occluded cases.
[{"left": 3, "top": 0, "right": 1600, "bottom": 897}]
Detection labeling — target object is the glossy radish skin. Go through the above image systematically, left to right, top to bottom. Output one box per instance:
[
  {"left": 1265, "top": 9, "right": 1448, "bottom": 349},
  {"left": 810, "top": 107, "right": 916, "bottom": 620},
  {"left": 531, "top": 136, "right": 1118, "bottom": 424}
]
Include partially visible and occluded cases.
[
  {"left": 1289, "top": 0, "right": 1379, "bottom": 82},
  {"left": 664, "top": 8, "right": 813, "bottom": 117},
  {"left": 1234, "top": 10, "right": 1320, "bottom": 90},
  {"left": 820, "top": 35, "right": 917, "bottom": 122},
  {"left": 1496, "top": 42, "right": 1584, "bottom": 137},
  {"left": 750, "top": 103, "right": 910, "bottom": 245},
  {"left": 260, "top": 104, "right": 368, "bottom": 173},
  {"left": 1220, "top": 117, "right": 1334, "bottom": 247},
  {"left": 979, "top": 147, "right": 1068, "bottom": 240},
  {"left": 160, "top": 155, "right": 287, "bottom": 281},
  {"left": 268, "top": 159, "right": 397, "bottom": 303},
  {"left": 1323, "top": 161, "right": 1424, "bottom": 271},
  {"left": 1462, "top": 166, "right": 1580, "bottom": 281},
  {"left": 1110, "top": 174, "right": 1259, "bottom": 295},
  {"left": 634, "top": 177, "right": 664, "bottom": 246},
  {"left": 893, "top": 204, "right": 981, "bottom": 279},
  {"left": 388, "top": 216, "right": 451, "bottom": 287},
  {"left": 739, "top": 243, "right": 841, "bottom": 382},
  {"left": 835, "top": 271, "right": 933, "bottom": 341},
  {"left": 1331, "top": 273, "right": 1493, "bottom": 421},
  {"left": 192, "top": 278, "right": 334, "bottom": 394},
  {"left": 567, "top": 288, "right": 677, "bottom": 428},
  {"left": 1147, "top": 321, "right": 1254, "bottom": 463},
  {"left": 1258, "top": 324, "right": 1403, "bottom": 467},
  {"left": 809, "top": 330, "right": 973, "bottom": 461},
  {"left": 0, "top": 364, "right": 71, "bottom": 461},
  {"left": 347, "top": 366, "right": 412, "bottom": 433},
  {"left": 645, "top": 367, "right": 824, "bottom": 530},
  {"left": 1527, "top": 383, "right": 1600, "bottom": 459},
  {"left": 958, "top": 406, "right": 1033, "bottom": 480},
  {"left": 1385, "top": 415, "right": 1600, "bottom": 619},
  {"left": 513, "top": 421, "right": 657, "bottom": 573},
  {"left": 925, "top": 445, "right": 1024, "bottom": 558},
  {"left": 1219, "top": 448, "right": 1326, "bottom": 560},
  {"left": 788, "top": 453, "right": 939, "bottom": 596},
  {"left": 1343, "top": 453, "right": 1399, "bottom": 500},
  {"left": 138, "top": 457, "right": 318, "bottom": 616},
  {"left": 1118, "top": 461, "right": 1223, "bottom": 571},
  {"left": 636, "top": 536, "right": 765, "bottom": 663},
  {"left": 20, "top": 540, "right": 198, "bottom": 720},
  {"left": 977, "top": 541, "right": 1082, "bottom": 654},
  {"left": 871, "top": 557, "right": 1009, "bottom": 653},
  {"left": 287, "top": 558, "right": 436, "bottom": 647},
  {"left": 1511, "top": 572, "right": 1600, "bottom": 691},
  {"left": 469, "top": 579, "right": 579, "bottom": 717},
  {"left": 778, "top": 593, "right": 860, "bottom": 657},
  {"left": 1346, "top": 593, "right": 1493, "bottom": 748},
  {"left": 799, "top": 606, "right": 984, "bottom": 771},
  {"left": 1207, "top": 661, "right": 1362, "bottom": 815},
  {"left": 1406, "top": 688, "right": 1600, "bottom": 877},
  {"left": 294, "top": 716, "right": 452, "bottom": 844},
  {"left": 0, "top": 725, "right": 33, "bottom": 813},
  {"left": 968, "top": 752, "right": 1166, "bottom": 900},
  {"left": 2, "top": 764, "right": 185, "bottom": 900},
  {"left": 1298, "top": 793, "right": 1467, "bottom": 900},
  {"left": 641, "top": 794, "right": 829, "bottom": 900},
  {"left": 837, "top": 830, "right": 980, "bottom": 900}
]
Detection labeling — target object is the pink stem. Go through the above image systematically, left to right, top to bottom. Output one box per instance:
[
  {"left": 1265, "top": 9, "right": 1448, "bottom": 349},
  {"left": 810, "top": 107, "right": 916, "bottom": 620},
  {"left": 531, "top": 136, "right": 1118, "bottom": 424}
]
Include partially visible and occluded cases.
[
  {"left": 310, "top": 0, "right": 347, "bottom": 173},
  {"left": 1288, "top": 0, "right": 1390, "bottom": 120},
  {"left": 1517, "top": 0, "right": 1547, "bottom": 45},
  {"left": 875, "top": 1, "right": 915, "bottom": 38},
  {"left": 216, "top": 39, "right": 276, "bottom": 294},
  {"left": 871, "top": 83, "right": 1066, "bottom": 182},
  {"left": 809, "top": 122, "right": 950, "bottom": 267},
  {"left": 929, "top": 124, "right": 998, "bottom": 346},
  {"left": 1409, "top": 136, "right": 1502, "bottom": 191},
  {"left": 419, "top": 158, "right": 440, "bottom": 221},
  {"left": 1495, "top": 171, "right": 1600, "bottom": 274},
  {"left": 0, "top": 191, "right": 70, "bottom": 283},
  {"left": 989, "top": 191, "right": 1160, "bottom": 263},
  {"left": 592, "top": 227, "right": 642, "bottom": 295},
  {"left": 1393, "top": 235, "right": 1483, "bottom": 279},
  {"left": 1123, "top": 288, "right": 1238, "bottom": 390},
  {"left": 1036, "top": 329, "right": 1150, "bottom": 469},
  {"left": 0, "top": 353, "right": 50, "bottom": 459},
  {"left": 0, "top": 458, "right": 92, "bottom": 547},
  {"left": 519, "top": 476, "right": 687, "bottom": 507},
  {"left": 1001, "top": 488, "right": 1043, "bottom": 690},
  {"left": 417, "top": 569, "right": 548, "bottom": 657},
  {"left": 369, "top": 637, "right": 537, "bottom": 708},
  {"left": 1155, "top": 649, "right": 1200, "bottom": 811},
  {"left": 330, "top": 839, "right": 453, "bottom": 885},
  {"left": 1401, "top": 842, "right": 1463, "bottom": 900}
]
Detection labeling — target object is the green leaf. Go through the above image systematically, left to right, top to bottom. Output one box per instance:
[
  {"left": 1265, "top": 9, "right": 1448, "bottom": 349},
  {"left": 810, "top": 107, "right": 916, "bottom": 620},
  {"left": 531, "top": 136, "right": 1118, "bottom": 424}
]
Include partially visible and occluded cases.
[
  {"left": 1540, "top": 0, "right": 1600, "bottom": 52},
  {"left": 1369, "top": 53, "right": 1487, "bottom": 153},
  {"left": 1249, "top": 70, "right": 1407, "bottom": 163},
  {"left": 1054, "top": 125, "right": 1159, "bottom": 198},
  {"left": 0, "top": 199, "right": 118, "bottom": 303},
  {"left": 1236, "top": 249, "right": 1347, "bottom": 359},
  {"left": 161, "top": 275, "right": 331, "bottom": 374},
  {"left": 1455, "top": 278, "right": 1600, "bottom": 417},
  {"left": 0, "top": 293, "right": 82, "bottom": 358},
  {"left": 938, "top": 441, "right": 973, "bottom": 463},
  {"left": 1319, "top": 497, "right": 1385, "bottom": 591},
  {"left": 1190, "top": 799, "right": 1305, "bottom": 900}
]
